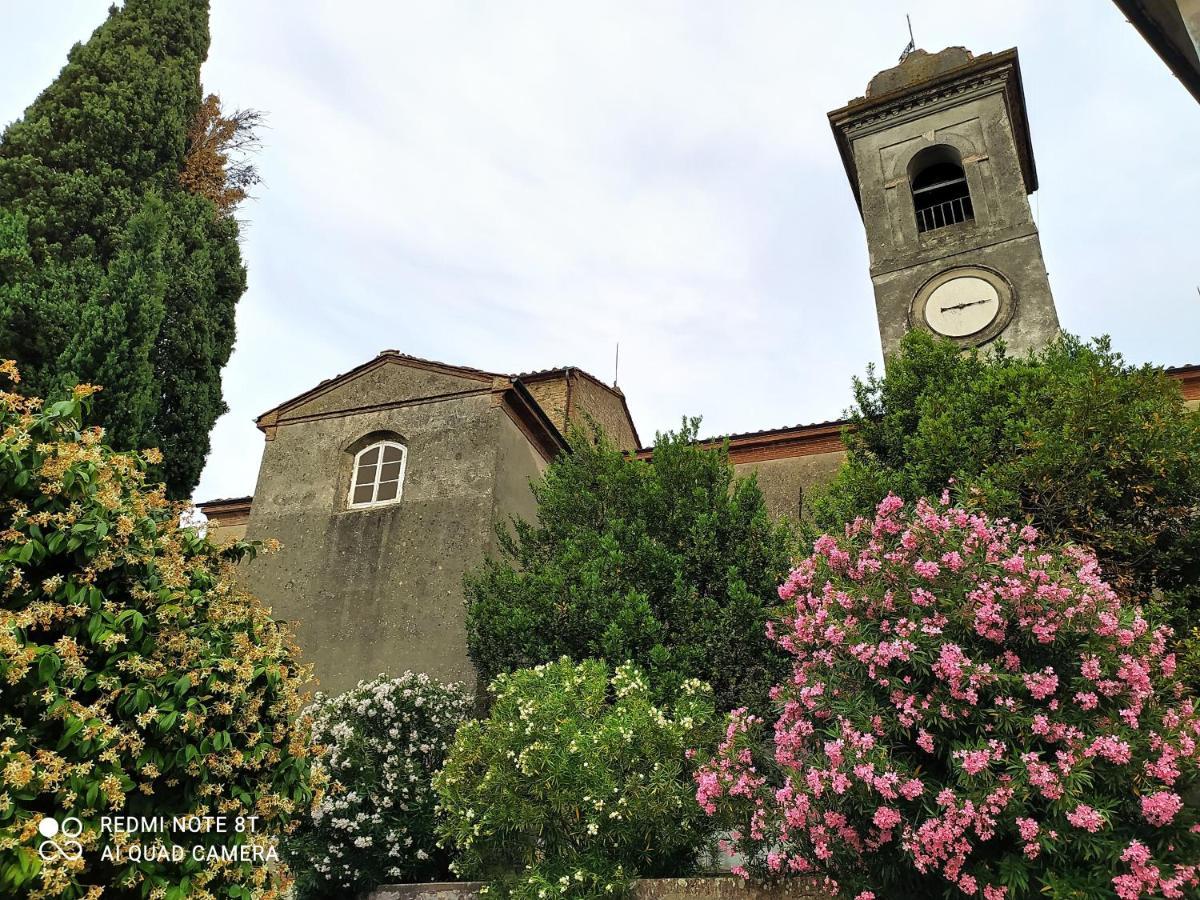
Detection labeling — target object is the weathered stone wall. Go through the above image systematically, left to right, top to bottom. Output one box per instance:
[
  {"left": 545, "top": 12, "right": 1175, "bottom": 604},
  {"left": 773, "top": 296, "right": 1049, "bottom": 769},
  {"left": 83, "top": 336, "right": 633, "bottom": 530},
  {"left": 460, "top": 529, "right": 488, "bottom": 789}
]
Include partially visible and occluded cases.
[
  {"left": 240, "top": 369, "right": 546, "bottom": 697},
  {"left": 524, "top": 371, "right": 639, "bottom": 451},
  {"left": 570, "top": 373, "right": 639, "bottom": 451},
  {"left": 523, "top": 376, "right": 570, "bottom": 435},
  {"left": 489, "top": 408, "right": 549, "bottom": 551},
  {"left": 732, "top": 450, "right": 846, "bottom": 522},
  {"left": 199, "top": 498, "right": 251, "bottom": 545},
  {"left": 366, "top": 878, "right": 828, "bottom": 900}
]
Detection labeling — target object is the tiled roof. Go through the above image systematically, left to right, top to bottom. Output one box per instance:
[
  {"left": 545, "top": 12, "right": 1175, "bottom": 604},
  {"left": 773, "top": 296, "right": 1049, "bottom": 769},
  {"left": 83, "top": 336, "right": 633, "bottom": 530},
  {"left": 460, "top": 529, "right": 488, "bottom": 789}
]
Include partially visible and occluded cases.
[
  {"left": 375, "top": 350, "right": 502, "bottom": 380},
  {"left": 258, "top": 351, "right": 625, "bottom": 425},
  {"left": 695, "top": 417, "right": 849, "bottom": 446},
  {"left": 195, "top": 496, "right": 253, "bottom": 506}
]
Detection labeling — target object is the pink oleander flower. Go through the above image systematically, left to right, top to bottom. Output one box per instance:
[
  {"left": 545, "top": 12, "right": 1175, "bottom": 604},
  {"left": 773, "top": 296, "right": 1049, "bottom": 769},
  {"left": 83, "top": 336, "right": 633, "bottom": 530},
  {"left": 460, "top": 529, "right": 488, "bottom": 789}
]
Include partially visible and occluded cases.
[
  {"left": 913, "top": 559, "right": 940, "bottom": 580},
  {"left": 1022, "top": 668, "right": 1059, "bottom": 700},
  {"left": 1088, "top": 735, "right": 1132, "bottom": 765},
  {"left": 958, "top": 749, "right": 991, "bottom": 775},
  {"left": 899, "top": 778, "right": 923, "bottom": 800},
  {"left": 1141, "top": 791, "right": 1183, "bottom": 827},
  {"left": 1066, "top": 804, "right": 1104, "bottom": 833},
  {"left": 872, "top": 806, "right": 902, "bottom": 830},
  {"left": 1016, "top": 817, "right": 1039, "bottom": 842},
  {"left": 1121, "top": 841, "right": 1151, "bottom": 867}
]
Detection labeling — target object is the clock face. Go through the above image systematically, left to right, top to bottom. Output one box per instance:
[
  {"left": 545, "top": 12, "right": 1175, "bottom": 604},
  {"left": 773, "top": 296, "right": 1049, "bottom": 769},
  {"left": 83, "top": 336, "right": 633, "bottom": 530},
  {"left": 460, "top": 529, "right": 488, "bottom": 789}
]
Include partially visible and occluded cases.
[{"left": 923, "top": 276, "right": 1000, "bottom": 337}]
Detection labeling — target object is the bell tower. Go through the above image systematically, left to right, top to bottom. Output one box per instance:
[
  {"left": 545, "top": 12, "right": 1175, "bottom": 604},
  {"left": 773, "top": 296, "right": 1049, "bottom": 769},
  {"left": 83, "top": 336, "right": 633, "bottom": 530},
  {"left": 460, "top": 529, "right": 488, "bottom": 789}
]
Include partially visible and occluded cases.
[{"left": 829, "top": 47, "right": 1060, "bottom": 360}]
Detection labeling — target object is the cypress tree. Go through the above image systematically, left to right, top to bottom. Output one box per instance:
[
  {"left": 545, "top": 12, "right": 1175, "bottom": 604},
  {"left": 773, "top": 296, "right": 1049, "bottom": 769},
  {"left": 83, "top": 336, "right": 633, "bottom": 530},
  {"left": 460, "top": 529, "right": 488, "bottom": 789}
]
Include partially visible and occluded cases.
[{"left": 0, "top": 0, "right": 247, "bottom": 498}]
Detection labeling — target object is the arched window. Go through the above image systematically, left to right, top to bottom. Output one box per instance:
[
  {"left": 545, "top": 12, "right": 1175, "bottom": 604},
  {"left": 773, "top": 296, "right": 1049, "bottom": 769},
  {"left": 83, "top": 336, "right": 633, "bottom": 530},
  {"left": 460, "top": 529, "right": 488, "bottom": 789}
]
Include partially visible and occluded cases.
[
  {"left": 909, "top": 145, "right": 974, "bottom": 233},
  {"left": 348, "top": 440, "right": 407, "bottom": 508}
]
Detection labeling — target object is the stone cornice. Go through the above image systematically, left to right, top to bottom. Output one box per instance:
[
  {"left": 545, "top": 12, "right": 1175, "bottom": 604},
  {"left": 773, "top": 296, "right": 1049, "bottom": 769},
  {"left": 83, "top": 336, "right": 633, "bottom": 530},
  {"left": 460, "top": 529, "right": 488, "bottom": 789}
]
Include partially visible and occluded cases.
[{"left": 828, "top": 48, "right": 1037, "bottom": 212}]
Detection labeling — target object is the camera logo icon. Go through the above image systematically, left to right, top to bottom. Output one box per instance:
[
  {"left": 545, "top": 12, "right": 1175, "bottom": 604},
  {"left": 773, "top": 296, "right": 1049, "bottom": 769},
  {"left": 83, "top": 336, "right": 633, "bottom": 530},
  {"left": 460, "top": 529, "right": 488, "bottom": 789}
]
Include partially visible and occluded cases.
[{"left": 37, "top": 816, "right": 84, "bottom": 861}]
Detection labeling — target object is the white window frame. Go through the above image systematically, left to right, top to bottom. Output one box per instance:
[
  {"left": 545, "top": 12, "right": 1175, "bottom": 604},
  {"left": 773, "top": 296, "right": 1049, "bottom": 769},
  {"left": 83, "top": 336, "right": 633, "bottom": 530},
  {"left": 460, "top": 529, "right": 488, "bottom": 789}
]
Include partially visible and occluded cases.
[{"left": 347, "top": 440, "right": 408, "bottom": 509}]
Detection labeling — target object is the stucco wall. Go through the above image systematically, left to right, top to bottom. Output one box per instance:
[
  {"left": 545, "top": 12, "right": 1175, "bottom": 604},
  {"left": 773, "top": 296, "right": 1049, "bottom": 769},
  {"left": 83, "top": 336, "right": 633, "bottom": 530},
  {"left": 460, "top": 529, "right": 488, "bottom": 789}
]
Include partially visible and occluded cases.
[
  {"left": 286, "top": 361, "right": 489, "bottom": 419},
  {"left": 242, "top": 386, "right": 529, "bottom": 697},
  {"left": 488, "top": 410, "right": 548, "bottom": 556},
  {"left": 733, "top": 450, "right": 847, "bottom": 523},
  {"left": 205, "top": 519, "right": 248, "bottom": 544}
]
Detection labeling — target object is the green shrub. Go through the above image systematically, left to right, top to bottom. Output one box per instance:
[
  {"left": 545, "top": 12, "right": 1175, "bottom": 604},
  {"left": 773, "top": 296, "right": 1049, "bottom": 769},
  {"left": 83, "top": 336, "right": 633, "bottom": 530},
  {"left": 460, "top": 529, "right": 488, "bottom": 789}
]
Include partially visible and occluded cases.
[
  {"left": 813, "top": 332, "right": 1200, "bottom": 677},
  {"left": 0, "top": 365, "right": 316, "bottom": 898},
  {"left": 465, "top": 419, "right": 794, "bottom": 715},
  {"left": 434, "top": 658, "right": 719, "bottom": 900},
  {"left": 283, "top": 673, "right": 472, "bottom": 899}
]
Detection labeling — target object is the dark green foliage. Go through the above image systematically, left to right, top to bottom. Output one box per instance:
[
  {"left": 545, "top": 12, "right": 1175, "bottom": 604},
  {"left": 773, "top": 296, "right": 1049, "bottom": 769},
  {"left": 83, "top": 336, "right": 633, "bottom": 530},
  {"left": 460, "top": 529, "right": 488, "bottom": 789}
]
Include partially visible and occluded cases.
[
  {"left": 0, "top": 0, "right": 246, "bottom": 498},
  {"left": 812, "top": 331, "right": 1200, "bottom": 673},
  {"left": 465, "top": 419, "right": 795, "bottom": 715},
  {"left": 435, "top": 659, "right": 721, "bottom": 900}
]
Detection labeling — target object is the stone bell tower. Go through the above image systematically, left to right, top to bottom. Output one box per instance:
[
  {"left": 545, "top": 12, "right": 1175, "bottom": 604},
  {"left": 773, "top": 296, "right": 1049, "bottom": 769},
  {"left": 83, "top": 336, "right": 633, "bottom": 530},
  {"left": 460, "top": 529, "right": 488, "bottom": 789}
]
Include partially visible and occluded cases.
[{"left": 828, "top": 47, "right": 1060, "bottom": 360}]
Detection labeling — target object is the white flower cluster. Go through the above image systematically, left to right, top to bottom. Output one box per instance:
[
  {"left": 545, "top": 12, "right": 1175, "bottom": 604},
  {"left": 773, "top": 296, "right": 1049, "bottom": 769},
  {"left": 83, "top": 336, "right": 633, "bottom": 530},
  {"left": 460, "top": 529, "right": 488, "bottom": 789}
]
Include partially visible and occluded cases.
[
  {"left": 434, "top": 657, "right": 717, "bottom": 899},
  {"left": 289, "top": 672, "right": 471, "bottom": 894}
]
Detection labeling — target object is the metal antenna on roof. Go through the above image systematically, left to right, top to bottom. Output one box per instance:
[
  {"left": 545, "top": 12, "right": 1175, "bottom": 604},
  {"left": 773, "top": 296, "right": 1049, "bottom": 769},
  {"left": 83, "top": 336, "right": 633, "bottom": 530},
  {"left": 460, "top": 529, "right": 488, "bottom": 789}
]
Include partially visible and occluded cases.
[
  {"left": 899, "top": 14, "right": 916, "bottom": 63},
  {"left": 613, "top": 342, "right": 620, "bottom": 388}
]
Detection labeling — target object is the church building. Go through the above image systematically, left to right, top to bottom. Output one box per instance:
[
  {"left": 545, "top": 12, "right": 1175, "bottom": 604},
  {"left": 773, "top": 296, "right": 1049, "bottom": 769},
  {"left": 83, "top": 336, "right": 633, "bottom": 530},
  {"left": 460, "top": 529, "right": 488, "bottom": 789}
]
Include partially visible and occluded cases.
[{"left": 199, "top": 47, "right": 1200, "bottom": 696}]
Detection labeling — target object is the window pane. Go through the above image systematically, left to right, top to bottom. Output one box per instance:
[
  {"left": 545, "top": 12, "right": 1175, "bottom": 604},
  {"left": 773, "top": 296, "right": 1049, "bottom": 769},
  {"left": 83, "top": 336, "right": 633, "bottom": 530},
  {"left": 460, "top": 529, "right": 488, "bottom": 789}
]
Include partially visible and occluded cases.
[
  {"left": 381, "top": 444, "right": 404, "bottom": 464},
  {"left": 360, "top": 446, "right": 381, "bottom": 466},
  {"left": 379, "top": 461, "right": 402, "bottom": 482},
  {"left": 354, "top": 464, "right": 377, "bottom": 488},
  {"left": 376, "top": 480, "right": 399, "bottom": 502},
  {"left": 351, "top": 483, "right": 374, "bottom": 505}
]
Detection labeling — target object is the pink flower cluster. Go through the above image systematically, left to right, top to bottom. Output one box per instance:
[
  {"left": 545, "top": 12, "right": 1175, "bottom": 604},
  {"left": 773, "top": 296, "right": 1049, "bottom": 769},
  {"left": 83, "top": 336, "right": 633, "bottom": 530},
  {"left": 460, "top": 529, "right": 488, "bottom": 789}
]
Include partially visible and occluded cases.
[
  {"left": 694, "top": 495, "right": 1200, "bottom": 898},
  {"left": 1140, "top": 791, "right": 1183, "bottom": 827},
  {"left": 1065, "top": 803, "right": 1104, "bottom": 833},
  {"left": 1114, "top": 840, "right": 1198, "bottom": 899}
]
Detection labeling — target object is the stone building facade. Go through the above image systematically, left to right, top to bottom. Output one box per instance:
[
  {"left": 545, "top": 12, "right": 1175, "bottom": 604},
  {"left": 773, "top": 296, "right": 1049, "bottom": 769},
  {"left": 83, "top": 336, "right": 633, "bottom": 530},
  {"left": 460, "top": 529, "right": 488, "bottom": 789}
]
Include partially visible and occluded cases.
[
  {"left": 199, "top": 46, "right": 1200, "bottom": 697},
  {"left": 203, "top": 355, "right": 638, "bottom": 694}
]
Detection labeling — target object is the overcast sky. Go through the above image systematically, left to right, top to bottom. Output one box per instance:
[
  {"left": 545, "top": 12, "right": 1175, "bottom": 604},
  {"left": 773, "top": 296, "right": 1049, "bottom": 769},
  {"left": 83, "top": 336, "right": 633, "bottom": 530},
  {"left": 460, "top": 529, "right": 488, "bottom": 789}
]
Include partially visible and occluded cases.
[{"left": 3, "top": 1, "right": 1198, "bottom": 503}]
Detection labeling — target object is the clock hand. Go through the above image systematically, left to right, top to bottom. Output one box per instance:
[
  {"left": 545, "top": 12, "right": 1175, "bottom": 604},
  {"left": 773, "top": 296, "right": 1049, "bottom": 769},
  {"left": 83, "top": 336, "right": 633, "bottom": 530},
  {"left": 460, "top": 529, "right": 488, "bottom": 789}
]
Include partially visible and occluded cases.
[{"left": 940, "top": 298, "right": 994, "bottom": 312}]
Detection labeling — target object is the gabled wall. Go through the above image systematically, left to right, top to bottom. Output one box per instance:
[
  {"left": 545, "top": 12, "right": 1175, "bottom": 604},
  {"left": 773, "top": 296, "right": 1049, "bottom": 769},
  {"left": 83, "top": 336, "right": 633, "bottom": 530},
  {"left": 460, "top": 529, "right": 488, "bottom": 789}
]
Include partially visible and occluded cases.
[
  {"left": 239, "top": 362, "right": 551, "bottom": 696},
  {"left": 523, "top": 370, "right": 640, "bottom": 451}
]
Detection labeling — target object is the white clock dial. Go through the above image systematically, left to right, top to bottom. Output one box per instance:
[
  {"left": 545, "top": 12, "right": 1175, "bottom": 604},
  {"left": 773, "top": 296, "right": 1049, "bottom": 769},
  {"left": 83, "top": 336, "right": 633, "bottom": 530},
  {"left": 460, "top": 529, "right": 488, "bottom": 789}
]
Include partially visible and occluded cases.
[{"left": 924, "top": 276, "right": 1000, "bottom": 337}]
